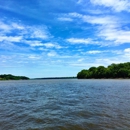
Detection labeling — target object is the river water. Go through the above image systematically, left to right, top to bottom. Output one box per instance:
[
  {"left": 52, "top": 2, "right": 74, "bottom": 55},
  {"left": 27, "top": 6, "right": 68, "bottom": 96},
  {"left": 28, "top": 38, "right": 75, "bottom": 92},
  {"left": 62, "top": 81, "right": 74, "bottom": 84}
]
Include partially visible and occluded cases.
[{"left": 0, "top": 79, "right": 130, "bottom": 130}]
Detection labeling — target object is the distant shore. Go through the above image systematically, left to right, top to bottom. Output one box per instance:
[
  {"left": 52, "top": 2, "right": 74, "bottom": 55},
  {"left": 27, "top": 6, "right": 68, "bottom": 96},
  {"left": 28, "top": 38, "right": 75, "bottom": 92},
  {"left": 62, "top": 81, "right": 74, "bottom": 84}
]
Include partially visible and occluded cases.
[
  {"left": 0, "top": 74, "right": 29, "bottom": 80},
  {"left": 32, "top": 77, "right": 77, "bottom": 80}
]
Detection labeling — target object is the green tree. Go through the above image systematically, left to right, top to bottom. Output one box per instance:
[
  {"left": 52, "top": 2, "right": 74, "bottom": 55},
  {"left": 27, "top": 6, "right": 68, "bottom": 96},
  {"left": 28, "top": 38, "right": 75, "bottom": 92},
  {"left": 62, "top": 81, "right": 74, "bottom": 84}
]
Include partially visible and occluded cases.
[
  {"left": 77, "top": 62, "right": 130, "bottom": 79},
  {"left": 96, "top": 66, "right": 106, "bottom": 78},
  {"left": 88, "top": 67, "right": 97, "bottom": 78},
  {"left": 77, "top": 70, "right": 87, "bottom": 79},
  {"left": 0, "top": 74, "right": 29, "bottom": 80}
]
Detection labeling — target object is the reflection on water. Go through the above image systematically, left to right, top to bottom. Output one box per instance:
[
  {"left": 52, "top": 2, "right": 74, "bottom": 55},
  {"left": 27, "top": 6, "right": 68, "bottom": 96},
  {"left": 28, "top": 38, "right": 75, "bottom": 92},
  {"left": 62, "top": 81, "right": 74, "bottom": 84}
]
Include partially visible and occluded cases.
[{"left": 0, "top": 79, "right": 130, "bottom": 130}]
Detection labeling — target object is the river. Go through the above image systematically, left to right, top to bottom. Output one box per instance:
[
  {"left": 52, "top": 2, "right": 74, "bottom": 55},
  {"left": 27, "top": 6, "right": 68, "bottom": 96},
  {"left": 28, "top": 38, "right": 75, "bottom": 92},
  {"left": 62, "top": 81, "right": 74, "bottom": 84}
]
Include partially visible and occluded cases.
[{"left": 0, "top": 79, "right": 130, "bottom": 130}]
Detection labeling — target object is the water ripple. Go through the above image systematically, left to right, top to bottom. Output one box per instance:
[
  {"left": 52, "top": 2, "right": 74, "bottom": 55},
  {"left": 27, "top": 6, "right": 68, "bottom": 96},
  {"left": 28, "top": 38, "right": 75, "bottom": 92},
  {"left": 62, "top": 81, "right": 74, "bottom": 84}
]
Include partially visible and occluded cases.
[{"left": 0, "top": 79, "right": 130, "bottom": 130}]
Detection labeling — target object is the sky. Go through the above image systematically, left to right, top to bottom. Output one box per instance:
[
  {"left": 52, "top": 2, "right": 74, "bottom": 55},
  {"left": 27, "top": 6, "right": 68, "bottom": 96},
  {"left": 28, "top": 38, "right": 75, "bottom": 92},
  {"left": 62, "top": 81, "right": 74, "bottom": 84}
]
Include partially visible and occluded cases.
[{"left": 0, "top": 0, "right": 130, "bottom": 78}]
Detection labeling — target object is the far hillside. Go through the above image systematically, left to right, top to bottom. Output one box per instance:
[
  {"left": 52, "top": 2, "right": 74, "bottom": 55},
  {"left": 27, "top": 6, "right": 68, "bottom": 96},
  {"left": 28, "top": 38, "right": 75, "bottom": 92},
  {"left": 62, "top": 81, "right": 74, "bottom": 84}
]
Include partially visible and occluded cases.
[
  {"left": 77, "top": 62, "right": 130, "bottom": 79},
  {"left": 0, "top": 74, "right": 29, "bottom": 80}
]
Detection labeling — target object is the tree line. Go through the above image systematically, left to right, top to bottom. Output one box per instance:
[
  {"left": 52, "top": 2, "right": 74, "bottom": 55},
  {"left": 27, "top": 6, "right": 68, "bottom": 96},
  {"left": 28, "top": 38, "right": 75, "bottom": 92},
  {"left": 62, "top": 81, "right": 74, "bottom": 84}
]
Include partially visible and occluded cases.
[
  {"left": 77, "top": 62, "right": 130, "bottom": 79},
  {"left": 0, "top": 74, "right": 29, "bottom": 80}
]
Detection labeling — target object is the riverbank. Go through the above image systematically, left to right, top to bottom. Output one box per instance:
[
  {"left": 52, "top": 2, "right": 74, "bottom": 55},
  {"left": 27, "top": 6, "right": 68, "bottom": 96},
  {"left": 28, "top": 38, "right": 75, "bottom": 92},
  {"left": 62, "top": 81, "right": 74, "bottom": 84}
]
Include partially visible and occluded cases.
[{"left": 0, "top": 74, "right": 29, "bottom": 80}]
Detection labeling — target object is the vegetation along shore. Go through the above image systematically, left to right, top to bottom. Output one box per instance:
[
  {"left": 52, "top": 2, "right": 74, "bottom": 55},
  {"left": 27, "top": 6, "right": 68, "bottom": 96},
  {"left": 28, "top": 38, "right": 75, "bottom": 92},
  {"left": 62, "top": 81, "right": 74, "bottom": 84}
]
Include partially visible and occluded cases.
[
  {"left": 77, "top": 62, "right": 130, "bottom": 79},
  {"left": 0, "top": 74, "right": 29, "bottom": 80}
]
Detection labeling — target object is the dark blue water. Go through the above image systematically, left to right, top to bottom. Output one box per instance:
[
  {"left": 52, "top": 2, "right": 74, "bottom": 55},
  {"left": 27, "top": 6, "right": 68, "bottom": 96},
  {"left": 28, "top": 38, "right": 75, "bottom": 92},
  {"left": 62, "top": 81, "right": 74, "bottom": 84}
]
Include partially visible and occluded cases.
[{"left": 0, "top": 79, "right": 130, "bottom": 130}]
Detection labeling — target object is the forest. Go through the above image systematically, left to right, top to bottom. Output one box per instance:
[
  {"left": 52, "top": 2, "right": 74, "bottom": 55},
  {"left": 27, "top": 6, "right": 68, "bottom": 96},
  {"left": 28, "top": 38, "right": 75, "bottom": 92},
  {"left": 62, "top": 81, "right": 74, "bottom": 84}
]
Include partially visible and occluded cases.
[
  {"left": 77, "top": 62, "right": 130, "bottom": 79},
  {"left": 0, "top": 74, "right": 29, "bottom": 80}
]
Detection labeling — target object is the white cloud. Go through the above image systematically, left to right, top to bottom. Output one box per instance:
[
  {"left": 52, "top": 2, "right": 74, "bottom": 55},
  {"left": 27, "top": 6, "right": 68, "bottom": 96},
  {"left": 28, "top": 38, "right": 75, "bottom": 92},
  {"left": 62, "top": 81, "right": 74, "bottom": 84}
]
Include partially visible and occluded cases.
[
  {"left": 90, "top": 0, "right": 130, "bottom": 12},
  {"left": 87, "top": 9, "right": 106, "bottom": 14},
  {"left": 68, "top": 12, "right": 130, "bottom": 45},
  {"left": 68, "top": 12, "right": 117, "bottom": 25},
  {"left": 69, "top": 12, "right": 83, "bottom": 18},
  {"left": 82, "top": 15, "right": 117, "bottom": 25},
  {"left": 84, "top": 15, "right": 130, "bottom": 45},
  {"left": 58, "top": 17, "right": 73, "bottom": 21},
  {"left": 0, "top": 19, "right": 52, "bottom": 53},
  {"left": 0, "top": 20, "right": 50, "bottom": 40},
  {"left": 0, "top": 21, "right": 25, "bottom": 33},
  {"left": 0, "top": 22, "right": 11, "bottom": 33},
  {"left": 11, "top": 23, "right": 24, "bottom": 30},
  {"left": 98, "top": 25, "right": 130, "bottom": 44},
  {"left": 30, "top": 27, "right": 49, "bottom": 39},
  {"left": 0, "top": 36, "right": 22, "bottom": 42},
  {"left": 66, "top": 38, "right": 92, "bottom": 44},
  {"left": 22, "top": 40, "right": 44, "bottom": 47},
  {"left": 0, "top": 41, "right": 30, "bottom": 52},
  {"left": 30, "top": 42, "right": 44, "bottom": 47},
  {"left": 43, "top": 42, "right": 62, "bottom": 49},
  {"left": 44, "top": 43, "right": 55, "bottom": 48},
  {"left": 38, "top": 47, "right": 48, "bottom": 51},
  {"left": 124, "top": 48, "right": 130, "bottom": 53},
  {"left": 124, "top": 48, "right": 130, "bottom": 58},
  {"left": 124, "top": 48, "right": 130, "bottom": 56},
  {"left": 87, "top": 50, "right": 102, "bottom": 54},
  {"left": 110, "top": 50, "right": 123, "bottom": 54},
  {"left": 47, "top": 51, "right": 57, "bottom": 57},
  {"left": 28, "top": 55, "right": 41, "bottom": 60},
  {"left": 77, "top": 58, "right": 84, "bottom": 62},
  {"left": 95, "top": 58, "right": 121, "bottom": 65},
  {"left": 70, "top": 62, "right": 104, "bottom": 68}
]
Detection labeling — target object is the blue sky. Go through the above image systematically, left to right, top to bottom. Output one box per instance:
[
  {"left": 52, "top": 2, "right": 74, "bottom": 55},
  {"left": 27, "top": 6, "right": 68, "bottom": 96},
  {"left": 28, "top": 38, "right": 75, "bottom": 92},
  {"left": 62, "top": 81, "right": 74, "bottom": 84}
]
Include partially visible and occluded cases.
[{"left": 0, "top": 0, "right": 130, "bottom": 78}]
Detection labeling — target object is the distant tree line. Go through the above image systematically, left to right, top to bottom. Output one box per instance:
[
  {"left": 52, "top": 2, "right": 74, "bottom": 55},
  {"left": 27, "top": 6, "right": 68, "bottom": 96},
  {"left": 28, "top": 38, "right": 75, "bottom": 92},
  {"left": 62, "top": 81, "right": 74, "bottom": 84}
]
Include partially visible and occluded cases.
[
  {"left": 77, "top": 62, "right": 130, "bottom": 79},
  {"left": 0, "top": 74, "right": 29, "bottom": 80},
  {"left": 34, "top": 77, "right": 76, "bottom": 80}
]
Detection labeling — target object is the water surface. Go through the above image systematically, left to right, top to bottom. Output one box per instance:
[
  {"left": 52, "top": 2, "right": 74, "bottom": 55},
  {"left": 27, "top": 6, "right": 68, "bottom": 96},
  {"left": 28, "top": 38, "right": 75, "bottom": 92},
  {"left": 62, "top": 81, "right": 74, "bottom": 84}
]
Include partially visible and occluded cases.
[{"left": 0, "top": 79, "right": 130, "bottom": 130}]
